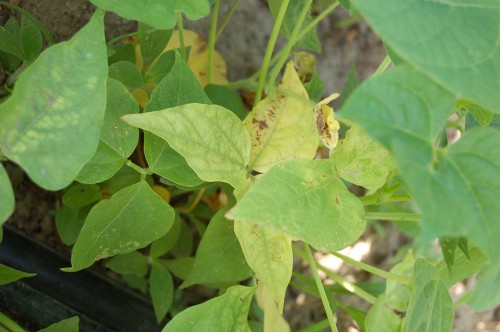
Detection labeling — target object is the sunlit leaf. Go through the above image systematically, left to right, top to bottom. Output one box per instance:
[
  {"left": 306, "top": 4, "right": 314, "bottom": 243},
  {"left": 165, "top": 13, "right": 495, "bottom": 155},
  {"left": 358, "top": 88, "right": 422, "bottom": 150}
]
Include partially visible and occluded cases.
[
  {"left": 0, "top": 12, "right": 107, "bottom": 190},
  {"left": 245, "top": 62, "right": 318, "bottom": 173},
  {"left": 124, "top": 104, "right": 250, "bottom": 189},
  {"left": 333, "top": 125, "right": 395, "bottom": 191},
  {"left": 228, "top": 159, "right": 365, "bottom": 252},
  {"left": 64, "top": 181, "right": 174, "bottom": 272},
  {"left": 234, "top": 221, "right": 292, "bottom": 312},
  {"left": 256, "top": 283, "right": 291, "bottom": 332},
  {"left": 162, "top": 285, "right": 256, "bottom": 332},
  {"left": 365, "top": 295, "right": 401, "bottom": 332}
]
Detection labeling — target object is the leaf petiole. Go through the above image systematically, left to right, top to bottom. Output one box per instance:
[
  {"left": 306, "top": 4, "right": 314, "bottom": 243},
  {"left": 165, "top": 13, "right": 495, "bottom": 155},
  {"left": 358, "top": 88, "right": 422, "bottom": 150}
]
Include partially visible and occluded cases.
[
  {"left": 207, "top": 0, "right": 221, "bottom": 84},
  {"left": 215, "top": 0, "right": 241, "bottom": 41},
  {"left": 176, "top": 11, "right": 186, "bottom": 60},
  {"left": 125, "top": 160, "right": 150, "bottom": 181},
  {"left": 365, "top": 212, "right": 420, "bottom": 222},
  {"left": 331, "top": 251, "right": 411, "bottom": 285},
  {"left": 0, "top": 311, "right": 24, "bottom": 332}
]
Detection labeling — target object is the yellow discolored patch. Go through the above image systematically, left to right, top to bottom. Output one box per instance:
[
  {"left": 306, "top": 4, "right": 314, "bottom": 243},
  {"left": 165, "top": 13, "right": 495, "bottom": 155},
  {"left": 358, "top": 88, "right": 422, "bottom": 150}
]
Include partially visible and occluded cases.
[
  {"left": 132, "top": 88, "right": 149, "bottom": 109},
  {"left": 314, "top": 93, "right": 340, "bottom": 150},
  {"left": 152, "top": 185, "right": 171, "bottom": 204}
]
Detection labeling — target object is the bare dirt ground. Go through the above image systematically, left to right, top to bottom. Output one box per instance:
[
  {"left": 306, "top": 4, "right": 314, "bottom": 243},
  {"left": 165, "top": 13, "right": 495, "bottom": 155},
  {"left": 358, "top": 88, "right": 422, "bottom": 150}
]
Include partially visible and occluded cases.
[{"left": 1, "top": 0, "right": 499, "bottom": 331}]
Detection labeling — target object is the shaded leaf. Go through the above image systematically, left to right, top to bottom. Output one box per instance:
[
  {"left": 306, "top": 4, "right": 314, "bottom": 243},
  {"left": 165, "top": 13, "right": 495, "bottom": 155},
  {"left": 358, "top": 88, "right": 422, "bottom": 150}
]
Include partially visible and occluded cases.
[
  {"left": 0, "top": 12, "right": 107, "bottom": 190},
  {"left": 20, "top": 15, "right": 42, "bottom": 62},
  {"left": 139, "top": 22, "right": 173, "bottom": 69},
  {"left": 108, "top": 61, "right": 144, "bottom": 89},
  {"left": 76, "top": 78, "right": 139, "bottom": 184},
  {"left": 205, "top": 84, "right": 247, "bottom": 120},
  {"left": 228, "top": 159, "right": 365, "bottom": 252},
  {"left": 0, "top": 163, "right": 14, "bottom": 223},
  {"left": 65, "top": 181, "right": 174, "bottom": 271},
  {"left": 61, "top": 183, "right": 100, "bottom": 208},
  {"left": 55, "top": 204, "right": 92, "bottom": 246},
  {"left": 182, "top": 207, "right": 253, "bottom": 288},
  {"left": 234, "top": 221, "right": 292, "bottom": 312},
  {"left": 437, "top": 244, "right": 487, "bottom": 288},
  {"left": 384, "top": 250, "right": 414, "bottom": 312},
  {"left": 106, "top": 251, "right": 148, "bottom": 277},
  {"left": 162, "top": 257, "right": 195, "bottom": 280},
  {"left": 402, "top": 259, "right": 453, "bottom": 332},
  {"left": 150, "top": 261, "right": 174, "bottom": 323},
  {"left": 0, "top": 264, "right": 36, "bottom": 285},
  {"left": 162, "top": 285, "right": 255, "bottom": 332},
  {"left": 365, "top": 295, "right": 401, "bottom": 332},
  {"left": 39, "top": 316, "right": 79, "bottom": 332}
]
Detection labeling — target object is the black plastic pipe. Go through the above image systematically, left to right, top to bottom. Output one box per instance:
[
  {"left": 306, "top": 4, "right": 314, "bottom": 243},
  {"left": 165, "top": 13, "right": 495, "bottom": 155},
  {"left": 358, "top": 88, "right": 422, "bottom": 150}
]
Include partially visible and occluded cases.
[{"left": 0, "top": 225, "right": 162, "bottom": 332}]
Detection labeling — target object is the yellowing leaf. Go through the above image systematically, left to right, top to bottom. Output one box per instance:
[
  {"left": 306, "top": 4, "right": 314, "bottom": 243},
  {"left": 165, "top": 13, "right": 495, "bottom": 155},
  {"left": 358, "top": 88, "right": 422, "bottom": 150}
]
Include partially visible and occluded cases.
[
  {"left": 165, "top": 29, "right": 227, "bottom": 86},
  {"left": 245, "top": 62, "right": 318, "bottom": 172},
  {"left": 315, "top": 94, "right": 340, "bottom": 150}
]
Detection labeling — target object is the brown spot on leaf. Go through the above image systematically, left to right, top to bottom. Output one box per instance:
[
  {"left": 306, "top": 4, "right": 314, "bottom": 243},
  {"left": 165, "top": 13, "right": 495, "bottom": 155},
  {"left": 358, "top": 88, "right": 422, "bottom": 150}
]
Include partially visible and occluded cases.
[
  {"left": 252, "top": 118, "right": 268, "bottom": 130},
  {"left": 335, "top": 197, "right": 340, "bottom": 205}
]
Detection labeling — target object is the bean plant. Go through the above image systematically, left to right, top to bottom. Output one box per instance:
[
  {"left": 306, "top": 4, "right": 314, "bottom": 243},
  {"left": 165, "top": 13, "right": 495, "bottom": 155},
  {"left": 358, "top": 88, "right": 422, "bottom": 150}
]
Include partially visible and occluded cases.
[{"left": 0, "top": 0, "right": 499, "bottom": 331}]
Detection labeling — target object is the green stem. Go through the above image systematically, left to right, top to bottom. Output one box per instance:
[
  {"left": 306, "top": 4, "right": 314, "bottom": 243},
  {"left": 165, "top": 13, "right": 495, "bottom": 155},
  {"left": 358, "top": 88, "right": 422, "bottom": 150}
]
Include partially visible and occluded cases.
[
  {"left": 207, "top": 0, "right": 221, "bottom": 84},
  {"left": 215, "top": 0, "right": 241, "bottom": 41},
  {"left": 254, "top": 0, "right": 291, "bottom": 107},
  {"left": 268, "top": 0, "right": 314, "bottom": 85},
  {"left": 250, "top": 1, "right": 339, "bottom": 82},
  {"left": 176, "top": 12, "right": 186, "bottom": 60},
  {"left": 335, "top": 13, "right": 362, "bottom": 29},
  {"left": 106, "top": 32, "right": 138, "bottom": 46},
  {"left": 373, "top": 55, "right": 391, "bottom": 76},
  {"left": 222, "top": 79, "right": 257, "bottom": 91},
  {"left": 125, "top": 160, "right": 150, "bottom": 180},
  {"left": 359, "top": 192, "right": 413, "bottom": 206},
  {"left": 365, "top": 212, "right": 421, "bottom": 222},
  {"left": 302, "top": 243, "right": 339, "bottom": 332},
  {"left": 294, "top": 246, "right": 376, "bottom": 304},
  {"left": 331, "top": 251, "right": 411, "bottom": 284},
  {"left": 0, "top": 312, "right": 25, "bottom": 332}
]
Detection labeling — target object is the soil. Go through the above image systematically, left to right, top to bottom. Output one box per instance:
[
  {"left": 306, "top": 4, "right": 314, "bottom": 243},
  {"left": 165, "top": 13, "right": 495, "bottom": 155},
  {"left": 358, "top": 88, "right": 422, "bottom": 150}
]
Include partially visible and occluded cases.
[{"left": 1, "top": 1, "right": 499, "bottom": 331}]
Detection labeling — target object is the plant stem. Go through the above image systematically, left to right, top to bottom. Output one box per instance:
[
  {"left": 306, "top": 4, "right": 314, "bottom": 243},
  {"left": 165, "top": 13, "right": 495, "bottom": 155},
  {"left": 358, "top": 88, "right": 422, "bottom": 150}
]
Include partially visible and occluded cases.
[
  {"left": 207, "top": 0, "right": 221, "bottom": 84},
  {"left": 215, "top": 0, "right": 241, "bottom": 41},
  {"left": 253, "top": 0, "right": 290, "bottom": 107},
  {"left": 268, "top": 0, "right": 314, "bottom": 85},
  {"left": 250, "top": 1, "right": 339, "bottom": 82},
  {"left": 176, "top": 11, "right": 186, "bottom": 60},
  {"left": 106, "top": 32, "right": 139, "bottom": 46},
  {"left": 373, "top": 55, "right": 391, "bottom": 76},
  {"left": 125, "top": 160, "right": 150, "bottom": 181},
  {"left": 178, "top": 188, "right": 205, "bottom": 214},
  {"left": 359, "top": 192, "right": 413, "bottom": 206},
  {"left": 365, "top": 212, "right": 421, "bottom": 222},
  {"left": 302, "top": 243, "right": 339, "bottom": 332},
  {"left": 294, "top": 246, "right": 377, "bottom": 304},
  {"left": 331, "top": 251, "right": 411, "bottom": 284},
  {"left": 0, "top": 312, "right": 25, "bottom": 332}
]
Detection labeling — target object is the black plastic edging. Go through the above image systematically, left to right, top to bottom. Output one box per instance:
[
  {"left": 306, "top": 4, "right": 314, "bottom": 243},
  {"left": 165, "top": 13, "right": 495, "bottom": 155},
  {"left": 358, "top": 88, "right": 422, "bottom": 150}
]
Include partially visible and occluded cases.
[{"left": 0, "top": 225, "right": 162, "bottom": 332}]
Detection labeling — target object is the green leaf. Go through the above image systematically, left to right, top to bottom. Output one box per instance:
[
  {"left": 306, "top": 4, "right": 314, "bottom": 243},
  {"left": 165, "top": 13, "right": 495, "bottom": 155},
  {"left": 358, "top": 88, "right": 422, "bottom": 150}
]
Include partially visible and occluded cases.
[
  {"left": 90, "top": 0, "right": 210, "bottom": 30},
  {"left": 268, "top": 0, "right": 321, "bottom": 52},
  {"left": 352, "top": 0, "right": 500, "bottom": 112},
  {"left": 0, "top": 11, "right": 107, "bottom": 190},
  {"left": 20, "top": 15, "right": 42, "bottom": 62},
  {"left": 139, "top": 22, "right": 173, "bottom": 69},
  {"left": 0, "top": 26, "right": 22, "bottom": 59},
  {"left": 143, "top": 50, "right": 210, "bottom": 188},
  {"left": 144, "top": 50, "right": 176, "bottom": 85},
  {"left": 108, "top": 61, "right": 144, "bottom": 89},
  {"left": 245, "top": 62, "right": 318, "bottom": 173},
  {"left": 303, "top": 67, "right": 324, "bottom": 103},
  {"left": 76, "top": 79, "right": 139, "bottom": 184},
  {"left": 204, "top": 84, "right": 247, "bottom": 120},
  {"left": 124, "top": 103, "right": 250, "bottom": 189},
  {"left": 333, "top": 125, "right": 395, "bottom": 191},
  {"left": 228, "top": 159, "right": 365, "bottom": 252},
  {"left": 0, "top": 163, "right": 14, "bottom": 223},
  {"left": 64, "top": 181, "right": 174, "bottom": 272},
  {"left": 61, "top": 183, "right": 101, "bottom": 208},
  {"left": 55, "top": 204, "right": 92, "bottom": 246},
  {"left": 182, "top": 207, "right": 253, "bottom": 288},
  {"left": 151, "top": 215, "right": 182, "bottom": 258},
  {"left": 233, "top": 222, "right": 292, "bottom": 313},
  {"left": 439, "top": 237, "right": 458, "bottom": 270},
  {"left": 437, "top": 244, "right": 487, "bottom": 288},
  {"left": 106, "top": 250, "right": 148, "bottom": 277},
  {"left": 384, "top": 251, "right": 414, "bottom": 312},
  {"left": 162, "top": 257, "right": 195, "bottom": 280},
  {"left": 401, "top": 259, "right": 453, "bottom": 332},
  {"left": 150, "top": 261, "right": 174, "bottom": 323},
  {"left": 468, "top": 261, "right": 500, "bottom": 311},
  {"left": 0, "top": 264, "right": 36, "bottom": 285},
  {"left": 123, "top": 274, "right": 148, "bottom": 294},
  {"left": 255, "top": 283, "right": 290, "bottom": 332},
  {"left": 162, "top": 285, "right": 256, "bottom": 332},
  {"left": 365, "top": 295, "right": 401, "bottom": 332},
  {"left": 38, "top": 316, "right": 79, "bottom": 332}
]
